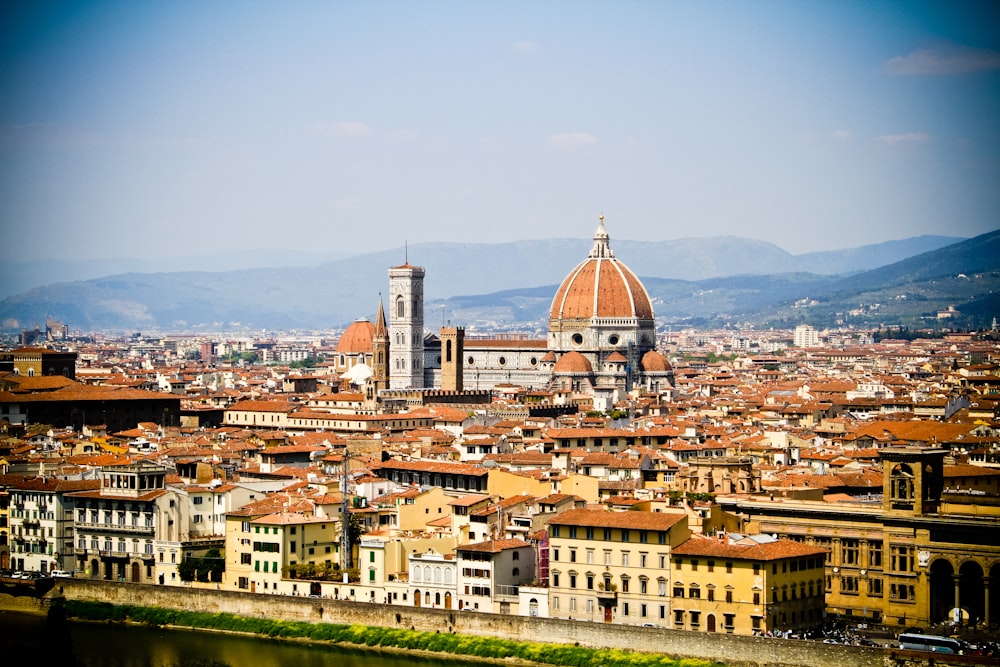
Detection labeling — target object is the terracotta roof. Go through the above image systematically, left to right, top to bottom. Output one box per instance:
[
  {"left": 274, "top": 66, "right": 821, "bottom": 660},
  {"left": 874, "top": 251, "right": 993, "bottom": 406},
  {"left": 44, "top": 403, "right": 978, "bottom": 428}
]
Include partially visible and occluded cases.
[
  {"left": 549, "top": 222, "right": 653, "bottom": 321},
  {"left": 336, "top": 319, "right": 375, "bottom": 354},
  {"left": 553, "top": 351, "right": 593, "bottom": 374},
  {"left": 547, "top": 507, "right": 687, "bottom": 531},
  {"left": 672, "top": 533, "right": 827, "bottom": 561},
  {"left": 458, "top": 538, "right": 532, "bottom": 553}
]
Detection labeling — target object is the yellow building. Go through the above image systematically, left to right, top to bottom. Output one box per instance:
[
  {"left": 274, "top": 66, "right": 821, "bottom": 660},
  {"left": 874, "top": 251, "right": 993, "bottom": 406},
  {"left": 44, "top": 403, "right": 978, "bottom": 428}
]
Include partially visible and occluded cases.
[
  {"left": 719, "top": 446, "right": 1000, "bottom": 630},
  {"left": 547, "top": 508, "right": 691, "bottom": 626},
  {"left": 670, "top": 533, "right": 826, "bottom": 635}
]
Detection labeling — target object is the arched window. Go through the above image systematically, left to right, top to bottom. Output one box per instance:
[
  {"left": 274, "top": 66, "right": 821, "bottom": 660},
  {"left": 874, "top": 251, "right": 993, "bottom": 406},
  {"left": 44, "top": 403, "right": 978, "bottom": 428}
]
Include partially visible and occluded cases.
[{"left": 396, "top": 296, "right": 405, "bottom": 319}]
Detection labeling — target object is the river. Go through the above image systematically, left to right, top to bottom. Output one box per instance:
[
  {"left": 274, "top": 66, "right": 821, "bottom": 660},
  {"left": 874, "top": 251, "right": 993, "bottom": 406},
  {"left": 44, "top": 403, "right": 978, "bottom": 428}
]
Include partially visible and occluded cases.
[{"left": 0, "top": 610, "right": 484, "bottom": 667}]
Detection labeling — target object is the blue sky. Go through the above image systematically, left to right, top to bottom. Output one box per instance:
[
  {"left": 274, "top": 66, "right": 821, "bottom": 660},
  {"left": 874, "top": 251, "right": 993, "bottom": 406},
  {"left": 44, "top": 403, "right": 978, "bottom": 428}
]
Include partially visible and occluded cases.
[{"left": 1, "top": 0, "right": 998, "bottom": 263}]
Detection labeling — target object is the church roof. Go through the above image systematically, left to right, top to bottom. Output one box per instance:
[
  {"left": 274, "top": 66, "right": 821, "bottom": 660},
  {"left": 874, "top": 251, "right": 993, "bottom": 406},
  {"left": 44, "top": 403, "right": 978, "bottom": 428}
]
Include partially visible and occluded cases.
[
  {"left": 549, "top": 218, "right": 654, "bottom": 322},
  {"left": 336, "top": 318, "right": 375, "bottom": 354},
  {"left": 553, "top": 351, "right": 593, "bottom": 374}
]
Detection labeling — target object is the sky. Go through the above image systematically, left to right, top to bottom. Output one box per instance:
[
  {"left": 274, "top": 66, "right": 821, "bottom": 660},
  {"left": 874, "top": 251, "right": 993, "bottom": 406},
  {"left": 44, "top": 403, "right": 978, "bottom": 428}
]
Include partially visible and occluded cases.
[{"left": 1, "top": 0, "right": 998, "bottom": 264}]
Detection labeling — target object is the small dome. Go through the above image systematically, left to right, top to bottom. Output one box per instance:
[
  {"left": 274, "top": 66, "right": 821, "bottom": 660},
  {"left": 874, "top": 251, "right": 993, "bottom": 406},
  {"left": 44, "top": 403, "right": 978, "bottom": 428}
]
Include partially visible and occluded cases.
[
  {"left": 549, "top": 218, "right": 654, "bottom": 321},
  {"left": 337, "top": 318, "right": 375, "bottom": 354},
  {"left": 641, "top": 350, "right": 672, "bottom": 372},
  {"left": 553, "top": 351, "right": 593, "bottom": 374},
  {"left": 605, "top": 351, "right": 628, "bottom": 363}
]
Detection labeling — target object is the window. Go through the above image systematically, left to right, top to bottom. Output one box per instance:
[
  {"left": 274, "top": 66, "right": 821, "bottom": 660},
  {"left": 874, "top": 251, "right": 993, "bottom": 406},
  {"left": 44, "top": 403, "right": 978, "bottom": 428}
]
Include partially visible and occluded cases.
[
  {"left": 842, "top": 539, "right": 859, "bottom": 565},
  {"left": 869, "top": 541, "right": 883, "bottom": 568},
  {"left": 891, "top": 545, "right": 914, "bottom": 572},
  {"left": 552, "top": 548, "right": 560, "bottom": 562},
  {"left": 570, "top": 549, "right": 577, "bottom": 563},
  {"left": 621, "top": 552, "right": 629, "bottom": 567},
  {"left": 841, "top": 576, "right": 859, "bottom": 594},
  {"left": 868, "top": 577, "right": 883, "bottom": 597},
  {"left": 673, "top": 584, "right": 684, "bottom": 598},
  {"left": 689, "top": 585, "right": 700, "bottom": 599},
  {"left": 707, "top": 587, "right": 715, "bottom": 602},
  {"left": 725, "top": 589, "right": 733, "bottom": 603},
  {"left": 674, "top": 609, "right": 685, "bottom": 627}
]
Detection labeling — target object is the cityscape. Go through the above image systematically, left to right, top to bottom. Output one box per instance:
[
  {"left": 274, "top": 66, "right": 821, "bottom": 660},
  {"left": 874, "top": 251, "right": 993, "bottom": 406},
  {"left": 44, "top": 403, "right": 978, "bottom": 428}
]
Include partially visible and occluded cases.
[{"left": 1, "top": 223, "right": 998, "bottom": 662}]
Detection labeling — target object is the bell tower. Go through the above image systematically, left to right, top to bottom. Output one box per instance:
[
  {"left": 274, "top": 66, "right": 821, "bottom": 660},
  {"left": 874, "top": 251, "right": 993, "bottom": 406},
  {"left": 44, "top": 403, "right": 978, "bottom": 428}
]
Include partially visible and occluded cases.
[
  {"left": 388, "top": 262, "right": 425, "bottom": 389},
  {"left": 440, "top": 326, "right": 464, "bottom": 391},
  {"left": 880, "top": 447, "right": 946, "bottom": 515}
]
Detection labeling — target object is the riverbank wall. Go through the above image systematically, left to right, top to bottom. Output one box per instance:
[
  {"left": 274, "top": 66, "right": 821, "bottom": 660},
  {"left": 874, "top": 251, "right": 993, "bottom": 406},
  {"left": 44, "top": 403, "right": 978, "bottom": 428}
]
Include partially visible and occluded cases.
[{"left": 6, "top": 578, "right": 880, "bottom": 667}]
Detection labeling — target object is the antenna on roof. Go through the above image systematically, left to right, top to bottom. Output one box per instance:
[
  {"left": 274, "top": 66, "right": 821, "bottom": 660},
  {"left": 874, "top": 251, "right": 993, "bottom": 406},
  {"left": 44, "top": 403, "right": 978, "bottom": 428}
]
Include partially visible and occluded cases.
[{"left": 405, "top": 240, "right": 408, "bottom": 265}]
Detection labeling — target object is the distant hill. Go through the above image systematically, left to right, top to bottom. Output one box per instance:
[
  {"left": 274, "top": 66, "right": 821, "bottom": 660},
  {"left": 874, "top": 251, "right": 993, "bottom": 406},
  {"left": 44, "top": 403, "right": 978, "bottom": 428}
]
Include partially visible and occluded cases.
[{"left": 1, "top": 233, "right": 990, "bottom": 333}]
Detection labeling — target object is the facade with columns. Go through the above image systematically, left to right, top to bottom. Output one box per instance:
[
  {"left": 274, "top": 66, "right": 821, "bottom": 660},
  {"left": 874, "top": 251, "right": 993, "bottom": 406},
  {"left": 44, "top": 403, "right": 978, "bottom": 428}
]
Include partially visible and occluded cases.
[{"left": 718, "top": 446, "right": 1000, "bottom": 631}]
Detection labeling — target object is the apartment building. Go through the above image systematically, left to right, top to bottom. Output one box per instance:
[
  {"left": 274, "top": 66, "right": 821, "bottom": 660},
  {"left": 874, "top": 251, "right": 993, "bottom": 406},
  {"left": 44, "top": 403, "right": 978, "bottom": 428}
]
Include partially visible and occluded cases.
[
  {"left": 67, "top": 461, "right": 185, "bottom": 584},
  {"left": 7, "top": 476, "right": 99, "bottom": 573},
  {"left": 546, "top": 508, "right": 691, "bottom": 626},
  {"left": 670, "top": 533, "right": 827, "bottom": 635}
]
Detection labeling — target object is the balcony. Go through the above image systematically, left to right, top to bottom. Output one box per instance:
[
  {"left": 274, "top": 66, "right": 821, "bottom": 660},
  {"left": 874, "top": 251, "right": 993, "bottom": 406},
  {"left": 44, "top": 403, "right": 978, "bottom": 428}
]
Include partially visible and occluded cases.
[
  {"left": 75, "top": 520, "right": 154, "bottom": 537},
  {"left": 596, "top": 582, "right": 618, "bottom": 606},
  {"left": 494, "top": 584, "right": 520, "bottom": 600}
]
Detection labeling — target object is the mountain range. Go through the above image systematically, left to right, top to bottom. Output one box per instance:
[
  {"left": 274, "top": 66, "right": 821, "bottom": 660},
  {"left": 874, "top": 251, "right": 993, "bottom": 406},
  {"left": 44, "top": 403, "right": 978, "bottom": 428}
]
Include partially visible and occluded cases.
[{"left": 2, "top": 232, "right": 997, "bottom": 334}]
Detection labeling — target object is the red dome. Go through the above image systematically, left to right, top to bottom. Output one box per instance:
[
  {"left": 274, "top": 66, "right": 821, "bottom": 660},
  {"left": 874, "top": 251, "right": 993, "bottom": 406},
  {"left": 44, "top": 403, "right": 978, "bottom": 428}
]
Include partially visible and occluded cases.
[
  {"left": 549, "top": 219, "right": 654, "bottom": 321},
  {"left": 336, "top": 318, "right": 375, "bottom": 354},
  {"left": 641, "top": 350, "right": 672, "bottom": 372},
  {"left": 553, "top": 351, "right": 593, "bottom": 374}
]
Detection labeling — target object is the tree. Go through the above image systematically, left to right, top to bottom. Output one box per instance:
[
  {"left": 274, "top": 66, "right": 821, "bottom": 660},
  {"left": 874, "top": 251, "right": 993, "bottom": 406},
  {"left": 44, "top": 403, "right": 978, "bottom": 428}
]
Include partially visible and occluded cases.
[{"left": 178, "top": 548, "right": 225, "bottom": 583}]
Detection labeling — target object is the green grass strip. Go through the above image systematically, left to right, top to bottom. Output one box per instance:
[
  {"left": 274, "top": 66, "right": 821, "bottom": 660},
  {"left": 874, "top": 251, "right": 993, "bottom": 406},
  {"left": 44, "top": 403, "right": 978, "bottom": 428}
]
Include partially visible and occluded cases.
[{"left": 54, "top": 599, "right": 723, "bottom": 667}]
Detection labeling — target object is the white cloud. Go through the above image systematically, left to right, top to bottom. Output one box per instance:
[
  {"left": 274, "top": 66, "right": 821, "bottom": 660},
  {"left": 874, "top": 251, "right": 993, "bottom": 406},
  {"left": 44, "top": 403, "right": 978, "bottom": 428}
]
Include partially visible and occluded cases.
[
  {"left": 883, "top": 44, "right": 1000, "bottom": 75},
  {"left": 308, "top": 121, "right": 372, "bottom": 139},
  {"left": 548, "top": 131, "right": 596, "bottom": 148},
  {"left": 877, "top": 132, "right": 930, "bottom": 145}
]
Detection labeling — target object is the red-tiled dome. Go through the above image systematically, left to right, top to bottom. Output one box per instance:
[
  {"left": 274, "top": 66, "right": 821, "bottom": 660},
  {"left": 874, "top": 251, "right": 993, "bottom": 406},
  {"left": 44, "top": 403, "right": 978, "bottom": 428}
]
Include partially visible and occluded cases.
[
  {"left": 549, "top": 219, "right": 654, "bottom": 321},
  {"left": 336, "top": 318, "right": 375, "bottom": 354},
  {"left": 641, "top": 350, "right": 672, "bottom": 372},
  {"left": 553, "top": 351, "right": 593, "bottom": 374}
]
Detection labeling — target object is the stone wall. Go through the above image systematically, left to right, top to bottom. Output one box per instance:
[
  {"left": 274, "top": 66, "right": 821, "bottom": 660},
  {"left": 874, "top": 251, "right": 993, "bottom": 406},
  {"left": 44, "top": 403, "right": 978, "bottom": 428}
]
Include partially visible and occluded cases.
[{"left": 29, "top": 579, "right": 888, "bottom": 667}]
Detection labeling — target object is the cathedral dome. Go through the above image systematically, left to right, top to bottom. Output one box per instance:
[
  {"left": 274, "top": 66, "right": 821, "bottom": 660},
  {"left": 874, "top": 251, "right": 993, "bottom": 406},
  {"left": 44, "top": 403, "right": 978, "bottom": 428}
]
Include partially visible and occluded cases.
[
  {"left": 549, "top": 218, "right": 654, "bottom": 321},
  {"left": 337, "top": 318, "right": 375, "bottom": 354},
  {"left": 640, "top": 350, "right": 672, "bottom": 372},
  {"left": 553, "top": 351, "right": 593, "bottom": 374}
]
